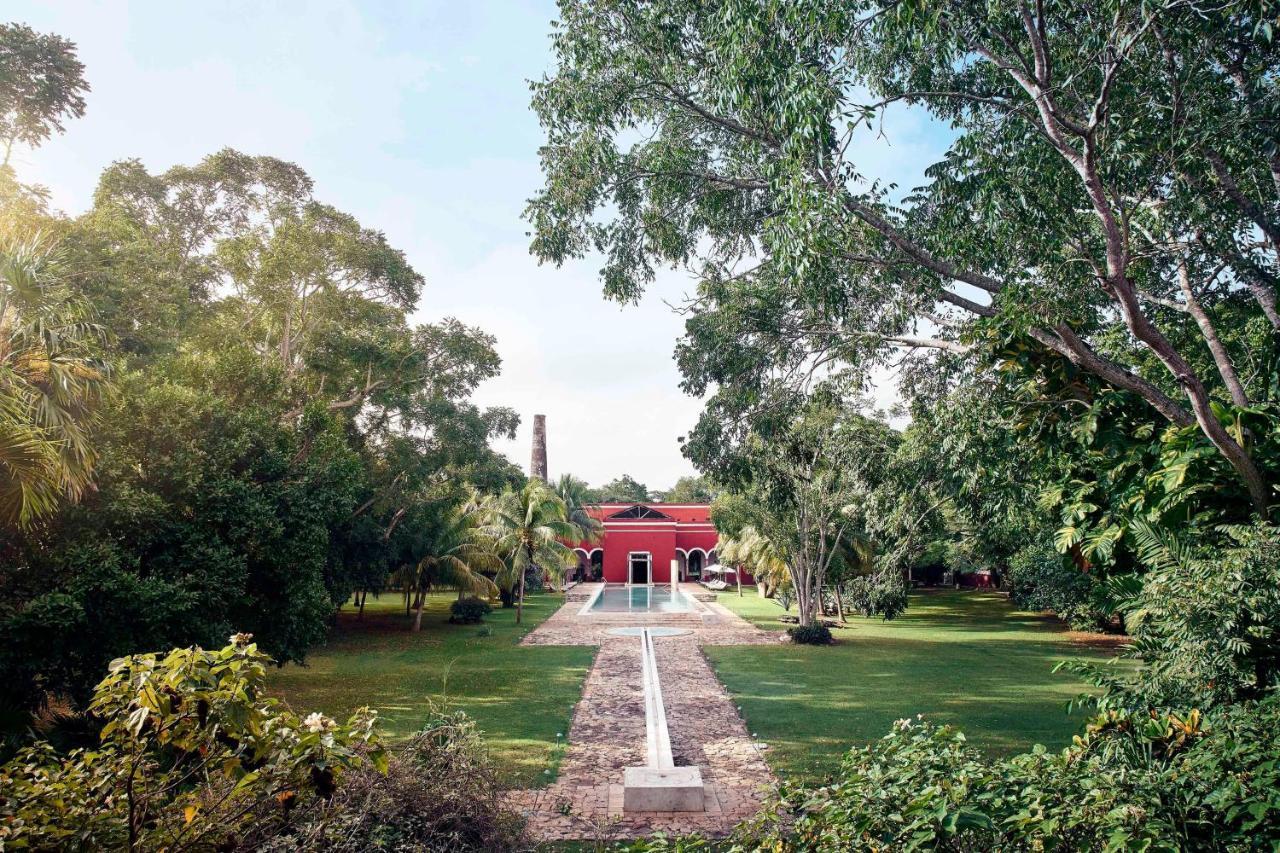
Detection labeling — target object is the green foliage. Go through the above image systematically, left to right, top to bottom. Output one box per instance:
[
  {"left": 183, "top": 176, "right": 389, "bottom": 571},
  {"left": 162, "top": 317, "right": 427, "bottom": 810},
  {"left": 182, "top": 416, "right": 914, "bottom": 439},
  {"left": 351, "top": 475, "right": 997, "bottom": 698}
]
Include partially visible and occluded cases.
[
  {"left": 0, "top": 23, "right": 88, "bottom": 160},
  {"left": 1, "top": 65, "right": 520, "bottom": 715},
  {"left": 0, "top": 228, "right": 109, "bottom": 528},
  {"left": 0, "top": 380, "right": 359, "bottom": 708},
  {"left": 705, "top": 394, "right": 904, "bottom": 627},
  {"left": 594, "top": 473, "right": 651, "bottom": 503},
  {"left": 657, "top": 475, "right": 716, "bottom": 503},
  {"left": 482, "top": 478, "right": 579, "bottom": 622},
  {"left": 1070, "top": 523, "right": 1280, "bottom": 710},
  {"left": 1006, "top": 542, "right": 1105, "bottom": 631},
  {"left": 841, "top": 571, "right": 908, "bottom": 621},
  {"left": 449, "top": 596, "right": 493, "bottom": 625},
  {"left": 787, "top": 624, "right": 832, "bottom": 645},
  {"left": 0, "top": 636, "right": 383, "bottom": 851},
  {"left": 711, "top": 702, "right": 1280, "bottom": 852},
  {"left": 294, "top": 708, "right": 527, "bottom": 851}
]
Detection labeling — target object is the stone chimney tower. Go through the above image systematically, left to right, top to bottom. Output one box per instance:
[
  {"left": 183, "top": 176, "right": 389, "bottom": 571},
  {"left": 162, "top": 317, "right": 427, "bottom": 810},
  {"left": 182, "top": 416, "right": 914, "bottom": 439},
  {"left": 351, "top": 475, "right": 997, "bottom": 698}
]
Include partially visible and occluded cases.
[{"left": 530, "top": 414, "right": 548, "bottom": 481}]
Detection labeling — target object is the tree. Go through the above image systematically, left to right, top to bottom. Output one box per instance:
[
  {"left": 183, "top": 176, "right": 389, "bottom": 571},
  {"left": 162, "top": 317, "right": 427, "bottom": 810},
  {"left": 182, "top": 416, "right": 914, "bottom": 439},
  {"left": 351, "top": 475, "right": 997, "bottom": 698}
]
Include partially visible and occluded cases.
[
  {"left": 528, "top": 0, "right": 1279, "bottom": 516},
  {"left": 0, "top": 23, "right": 88, "bottom": 166},
  {"left": 0, "top": 229, "right": 108, "bottom": 528},
  {"left": 702, "top": 393, "right": 901, "bottom": 627},
  {"left": 555, "top": 473, "right": 604, "bottom": 544},
  {"left": 596, "top": 474, "right": 650, "bottom": 503},
  {"left": 658, "top": 475, "right": 716, "bottom": 503},
  {"left": 482, "top": 479, "right": 578, "bottom": 624},
  {"left": 406, "top": 503, "right": 499, "bottom": 631},
  {"left": 717, "top": 525, "right": 786, "bottom": 598}
]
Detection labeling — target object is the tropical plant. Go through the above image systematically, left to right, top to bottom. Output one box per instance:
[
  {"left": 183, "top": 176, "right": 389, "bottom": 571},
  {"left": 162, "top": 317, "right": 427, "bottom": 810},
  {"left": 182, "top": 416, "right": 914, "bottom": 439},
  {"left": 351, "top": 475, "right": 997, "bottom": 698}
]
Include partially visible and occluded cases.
[
  {"left": 0, "top": 229, "right": 108, "bottom": 528},
  {"left": 0, "top": 229, "right": 108, "bottom": 527},
  {"left": 705, "top": 395, "right": 902, "bottom": 627},
  {"left": 555, "top": 472, "right": 604, "bottom": 544},
  {"left": 595, "top": 474, "right": 650, "bottom": 503},
  {"left": 482, "top": 479, "right": 578, "bottom": 623},
  {"left": 403, "top": 504, "right": 499, "bottom": 632},
  {"left": 1069, "top": 521, "right": 1280, "bottom": 710},
  {"left": 718, "top": 526, "right": 787, "bottom": 597},
  {"left": 449, "top": 596, "right": 493, "bottom": 625},
  {"left": 0, "top": 635, "right": 383, "bottom": 851},
  {"left": 699, "top": 702, "right": 1280, "bottom": 852}
]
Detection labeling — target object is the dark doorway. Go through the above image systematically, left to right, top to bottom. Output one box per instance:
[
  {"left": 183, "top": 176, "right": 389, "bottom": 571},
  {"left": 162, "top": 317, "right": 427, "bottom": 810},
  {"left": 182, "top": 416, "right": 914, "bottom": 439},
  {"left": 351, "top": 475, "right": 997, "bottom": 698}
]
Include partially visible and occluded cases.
[
  {"left": 590, "top": 550, "right": 604, "bottom": 581},
  {"left": 687, "top": 551, "right": 704, "bottom": 580},
  {"left": 629, "top": 553, "right": 650, "bottom": 584}
]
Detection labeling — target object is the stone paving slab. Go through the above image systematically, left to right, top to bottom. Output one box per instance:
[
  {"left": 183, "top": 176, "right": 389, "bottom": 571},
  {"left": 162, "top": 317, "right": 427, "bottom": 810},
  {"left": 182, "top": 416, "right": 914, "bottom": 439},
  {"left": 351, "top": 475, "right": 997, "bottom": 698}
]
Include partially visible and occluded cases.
[{"left": 509, "top": 594, "right": 780, "bottom": 842}]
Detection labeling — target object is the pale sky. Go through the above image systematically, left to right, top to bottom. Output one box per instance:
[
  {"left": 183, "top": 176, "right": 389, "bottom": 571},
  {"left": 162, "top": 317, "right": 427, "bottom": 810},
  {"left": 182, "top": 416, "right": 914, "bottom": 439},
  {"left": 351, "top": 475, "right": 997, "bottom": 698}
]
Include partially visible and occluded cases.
[{"left": 9, "top": 2, "right": 950, "bottom": 489}]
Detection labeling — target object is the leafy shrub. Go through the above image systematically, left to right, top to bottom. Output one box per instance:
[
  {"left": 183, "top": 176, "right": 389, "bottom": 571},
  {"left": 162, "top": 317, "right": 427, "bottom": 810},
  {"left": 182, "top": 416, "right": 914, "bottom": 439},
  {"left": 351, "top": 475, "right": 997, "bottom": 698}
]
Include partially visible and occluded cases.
[
  {"left": 1071, "top": 522, "right": 1280, "bottom": 709},
  {"left": 1005, "top": 542, "right": 1105, "bottom": 630},
  {"left": 841, "top": 570, "right": 908, "bottom": 620},
  {"left": 773, "top": 587, "right": 796, "bottom": 611},
  {"left": 449, "top": 596, "right": 493, "bottom": 624},
  {"left": 788, "top": 624, "right": 832, "bottom": 645},
  {"left": 0, "top": 635, "right": 383, "bottom": 851},
  {"left": 0, "top": 638, "right": 527, "bottom": 852},
  {"left": 717, "top": 699, "right": 1280, "bottom": 851},
  {"left": 277, "top": 709, "right": 527, "bottom": 851}
]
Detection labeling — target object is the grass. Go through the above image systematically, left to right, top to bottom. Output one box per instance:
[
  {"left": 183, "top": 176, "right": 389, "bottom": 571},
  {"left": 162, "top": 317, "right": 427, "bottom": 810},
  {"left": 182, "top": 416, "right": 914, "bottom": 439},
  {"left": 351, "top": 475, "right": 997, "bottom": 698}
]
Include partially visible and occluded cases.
[
  {"left": 705, "top": 588, "right": 1124, "bottom": 782},
  {"left": 269, "top": 591, "right": 594, "bottom": 788}
]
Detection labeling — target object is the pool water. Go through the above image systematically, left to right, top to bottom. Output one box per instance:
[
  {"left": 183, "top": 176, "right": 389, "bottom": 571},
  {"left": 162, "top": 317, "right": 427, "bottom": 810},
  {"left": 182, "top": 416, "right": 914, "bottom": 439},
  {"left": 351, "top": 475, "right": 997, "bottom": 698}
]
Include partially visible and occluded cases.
[{"left": 590, "top": 586, "right": 694, "bottom": 613}]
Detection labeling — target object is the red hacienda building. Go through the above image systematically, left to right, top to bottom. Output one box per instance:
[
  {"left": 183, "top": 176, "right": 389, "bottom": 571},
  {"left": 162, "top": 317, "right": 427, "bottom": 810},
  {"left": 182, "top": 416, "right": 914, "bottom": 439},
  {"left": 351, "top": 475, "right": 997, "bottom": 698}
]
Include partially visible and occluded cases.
[{"left": 570, "top": 503, "right": 742, "bottom": 585}]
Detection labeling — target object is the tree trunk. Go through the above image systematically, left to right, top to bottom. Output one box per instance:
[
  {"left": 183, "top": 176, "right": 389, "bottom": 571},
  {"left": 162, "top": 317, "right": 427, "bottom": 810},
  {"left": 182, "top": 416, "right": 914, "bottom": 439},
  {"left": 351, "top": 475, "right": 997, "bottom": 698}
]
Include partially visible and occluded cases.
[
  {"left": 516, "top": 548, "right": 529, "bottom": 625},
  {"left": 515, "top": 570, "right": 526, "bottom": 624},
  {"left": 835, "top": 582, "right": 845, "bottom": 623},
  {"left": 412, "top": 588, "right": 426, "bottom": 632},
  {"left": 357, "top": 590, "right": 366, "bottom": 620}
]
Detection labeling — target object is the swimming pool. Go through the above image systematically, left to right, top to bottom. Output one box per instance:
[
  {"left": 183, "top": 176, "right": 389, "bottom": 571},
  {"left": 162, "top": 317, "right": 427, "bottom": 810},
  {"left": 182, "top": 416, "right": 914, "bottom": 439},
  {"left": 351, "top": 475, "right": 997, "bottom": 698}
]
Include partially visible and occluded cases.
[{"left": 589, "top": 586, "right": 695, "bottom": 613}]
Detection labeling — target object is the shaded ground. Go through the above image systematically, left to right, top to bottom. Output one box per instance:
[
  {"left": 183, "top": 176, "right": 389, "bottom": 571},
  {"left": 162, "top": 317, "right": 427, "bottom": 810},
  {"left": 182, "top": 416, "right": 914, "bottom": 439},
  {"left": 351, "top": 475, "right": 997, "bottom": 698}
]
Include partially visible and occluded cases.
[
  {"left": 705, "top": 588, "right": 1126, "bottom": 781},
  {"left": 269, "top": 592, "right": 595, "bottom": 788}
]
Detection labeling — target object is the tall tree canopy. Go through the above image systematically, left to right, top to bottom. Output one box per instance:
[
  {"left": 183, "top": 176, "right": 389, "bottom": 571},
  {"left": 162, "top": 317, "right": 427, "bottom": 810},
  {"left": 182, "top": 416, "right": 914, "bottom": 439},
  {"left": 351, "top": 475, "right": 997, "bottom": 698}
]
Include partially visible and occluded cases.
[
  {"left": 529, "top": 0, "right": 1280, "bottom": 516},
  {"left": 0, "top": 23, "right": 87, "bottom": 166},
  {"left": 0, "top": 34, "right": 522, "bottom": 712}
]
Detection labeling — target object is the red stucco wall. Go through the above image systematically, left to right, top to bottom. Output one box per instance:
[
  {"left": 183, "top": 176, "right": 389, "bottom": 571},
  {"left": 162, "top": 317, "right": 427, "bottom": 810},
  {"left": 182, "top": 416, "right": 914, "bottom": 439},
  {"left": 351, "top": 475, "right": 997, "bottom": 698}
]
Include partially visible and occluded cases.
[{"left": 570, "top": 503, "right": 753, "bottom": 584}]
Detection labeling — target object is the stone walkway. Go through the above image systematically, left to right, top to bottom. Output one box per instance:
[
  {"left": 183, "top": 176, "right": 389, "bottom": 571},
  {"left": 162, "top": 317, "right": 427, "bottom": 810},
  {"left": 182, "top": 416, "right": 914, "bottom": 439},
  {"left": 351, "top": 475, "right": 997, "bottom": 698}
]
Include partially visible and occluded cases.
[{"left": 509, "top": 587, "right": 781, "bottom": 842}]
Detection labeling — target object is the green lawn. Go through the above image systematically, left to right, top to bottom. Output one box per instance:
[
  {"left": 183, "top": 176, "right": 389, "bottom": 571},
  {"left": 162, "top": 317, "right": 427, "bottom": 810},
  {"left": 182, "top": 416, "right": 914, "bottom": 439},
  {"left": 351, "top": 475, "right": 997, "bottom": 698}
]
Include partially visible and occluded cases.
[
  {"left": 705, "top": 588, "right": 1124, "bottom": 782},
  {"left": 270, "top": 592, "right": 594, "bottom": 788}
]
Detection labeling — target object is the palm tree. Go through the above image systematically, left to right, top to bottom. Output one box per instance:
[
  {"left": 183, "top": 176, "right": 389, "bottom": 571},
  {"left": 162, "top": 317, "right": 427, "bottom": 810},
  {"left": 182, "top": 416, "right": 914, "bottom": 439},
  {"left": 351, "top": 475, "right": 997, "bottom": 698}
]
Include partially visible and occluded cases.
[
  {"left": 0, "top": 230, "right": 108, "bottom": 528},
  {"left": 555, "top": 473, "right": 603, "bottom": 579},
  {"left": 483, "top": 479, "right": 579, "bottom": 624},
  {"left": 407, "top": 505, "right": 500, "bottom": 631},
  {"left": 719, "top": 526, "right": 788, "bottom": 599}
]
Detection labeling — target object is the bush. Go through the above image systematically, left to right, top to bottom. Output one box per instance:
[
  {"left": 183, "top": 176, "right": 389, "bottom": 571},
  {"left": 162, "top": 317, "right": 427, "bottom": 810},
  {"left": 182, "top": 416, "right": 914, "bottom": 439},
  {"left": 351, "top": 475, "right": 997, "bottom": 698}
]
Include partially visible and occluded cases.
[
  {"left": 1072, "top": 522, "right": 1280, "bottom": 709},
  {"left": 1006, "top": 542, "right": 1104, "bottom": 630},
  {"left": 841, "top": 570, "right": 908, "bottom": 620},
  {"left": 449, "top": 597, "right": 493, "bottom": 624},
  {"left": 787, "top": 624, "right": 832, "bottom": 645},
  {"left": 0, "top": 636, "right": 383, "bottom": 851},
  {"left": 0, "top": 638, "right": 527, "bottom": 852},
  {"left": 721, "top": 699, "right": 1280, "bottom": 851},
  {"left": 276, "top": 709, "right": 527, "bottom": 851}
]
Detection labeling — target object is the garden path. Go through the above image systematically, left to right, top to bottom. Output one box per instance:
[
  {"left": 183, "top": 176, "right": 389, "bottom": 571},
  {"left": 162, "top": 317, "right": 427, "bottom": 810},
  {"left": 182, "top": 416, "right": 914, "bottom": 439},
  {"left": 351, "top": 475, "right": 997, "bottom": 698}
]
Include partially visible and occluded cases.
[{"left": 509, "top": 586, "right": 778, "bottom": 842}]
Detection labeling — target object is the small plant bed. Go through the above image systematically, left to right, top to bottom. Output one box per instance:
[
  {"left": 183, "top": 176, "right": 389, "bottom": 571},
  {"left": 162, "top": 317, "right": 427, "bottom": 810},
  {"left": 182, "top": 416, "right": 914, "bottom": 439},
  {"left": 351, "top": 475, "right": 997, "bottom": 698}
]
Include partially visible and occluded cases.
[
  {"left": 706, "top": 588, "right": 1123, "bottom": 781},
  {"left": 270, "top": 592, "right": 594, "bottom": 788},
  {"left": 450, "top": 596, "right": 494, "bottom": 624},
  {"left": 778, "top": 614, "right": 841, "bottom": 628}
]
